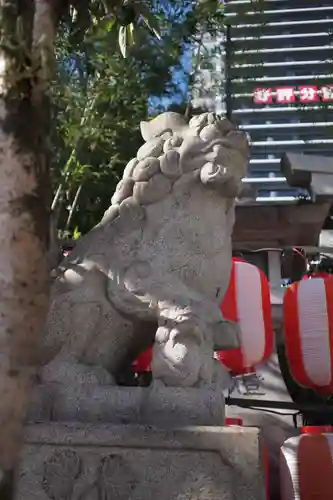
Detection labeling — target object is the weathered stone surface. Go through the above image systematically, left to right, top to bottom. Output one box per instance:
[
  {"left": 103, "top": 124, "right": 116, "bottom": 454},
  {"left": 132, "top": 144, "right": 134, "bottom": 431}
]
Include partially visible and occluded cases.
[
  {"left": 42, "top": 112, "right": 249, "bottom": 391},
  {"left": 140, "top": 112, "right": 188, "bottom": 141},
  {"left": 199, "top": 123, "right": 223, "bottom": 142},
  {"left": 163, "top": 135, "right": 183, "bottom": 153},
  {"left": 137, "top": 137, "right": 164, "bottom": 161},
  {"left": 160, "top": 150, "right": 181, "bottom": 178},
  {"left": 132, "top": 157, "right": 160, "bottom": 181},
  {"left": 123, "top": 158, "right": 138, "bottom": 179},
  {"left": 133, "top": 173, "right": 172, "bottom": 205},
  {"left": 111, "top": 178, "right": 134, "bottom": 205},
  {"left": 118, "top": 197, "right": 146, "bottom": 231},
  {"left": 100, "top": 205, "right": 120, "bottom": 225},
  {"left": 27, "top": 385, "right": 226, "bottom": 427},
  {"left": 15, "top": 424, "right": 266, "bottom": 500}
]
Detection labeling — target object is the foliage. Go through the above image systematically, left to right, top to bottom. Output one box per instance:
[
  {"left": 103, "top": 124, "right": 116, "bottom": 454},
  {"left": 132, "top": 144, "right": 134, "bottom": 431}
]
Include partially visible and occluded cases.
[
  {"left": 51, "top": 0, "right": 227, "bottom": 237},
  {"left": 51, "top": 3, "right": 181, "bottom": 236},
  {"left": 51, "top": 29, "right": 149, "bottom": 236}
]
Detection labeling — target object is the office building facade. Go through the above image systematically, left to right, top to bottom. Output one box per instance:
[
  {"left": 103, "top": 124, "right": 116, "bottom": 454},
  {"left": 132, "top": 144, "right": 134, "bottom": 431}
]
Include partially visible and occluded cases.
[{"left": 224, "top": 0, "right": 333, "bottom": 200}]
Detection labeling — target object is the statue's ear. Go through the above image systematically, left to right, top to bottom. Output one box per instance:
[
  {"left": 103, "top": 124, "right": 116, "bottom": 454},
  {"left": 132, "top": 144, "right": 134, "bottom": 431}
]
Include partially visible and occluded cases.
[{"left": 140, "top": 112, "right": 188, "bottom": 142}]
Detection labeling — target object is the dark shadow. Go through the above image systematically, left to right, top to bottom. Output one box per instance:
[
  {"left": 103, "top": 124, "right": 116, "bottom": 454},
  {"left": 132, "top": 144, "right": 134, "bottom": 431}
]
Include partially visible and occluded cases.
[
  {"left": 277, "top": 343, "right": 333, "bottom": 425},
  {"left": 0, "top": 470, "right": 15, "bottom": 500}
]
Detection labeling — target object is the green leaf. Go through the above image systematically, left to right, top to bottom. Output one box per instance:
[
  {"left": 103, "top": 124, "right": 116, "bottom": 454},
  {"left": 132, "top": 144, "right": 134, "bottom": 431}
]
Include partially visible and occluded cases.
[
  {"left": 53, "top": 0, "right": 230, "bottom": 236},
  {"left": 136, "top": 4, "right": 162, "bottom": 40},
  {"left": 100, "top": 16, "right": 116, "bottom": 32},
  {"left": 127, "top": 22, "right": 137, "bottom": 47},
  {"left": 118, "top": 25, "right": 127, "bottom": 58},
  {"left": 73, "top": 227, "right": 82, "bottom": 240}
]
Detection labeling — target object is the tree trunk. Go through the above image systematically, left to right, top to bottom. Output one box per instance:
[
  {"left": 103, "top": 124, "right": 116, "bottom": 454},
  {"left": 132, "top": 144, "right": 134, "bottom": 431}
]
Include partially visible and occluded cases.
[
  {"left": 0, "top": 0, "right": 55, "bottom": 478},
  {"left": 0, "top": 0, "right": 131, "bottom": 486}
]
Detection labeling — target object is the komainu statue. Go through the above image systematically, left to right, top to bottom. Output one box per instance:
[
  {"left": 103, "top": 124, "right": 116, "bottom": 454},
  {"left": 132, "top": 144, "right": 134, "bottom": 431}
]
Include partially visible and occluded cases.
[{"left": 41, "top": 112, "right": 250, "bottom": 389}]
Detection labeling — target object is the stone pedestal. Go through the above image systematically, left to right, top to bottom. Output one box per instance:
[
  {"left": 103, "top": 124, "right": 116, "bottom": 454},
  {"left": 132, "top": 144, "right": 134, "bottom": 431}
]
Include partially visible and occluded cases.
[
  {"left": 15, "top": 385, "right": 266, "bottom": 499},
  {"left": 27, "top": 385, "right": 226, "bottom": 427},
  {"left": 16, "top": 423, "right": 266, "bottom": 500}
]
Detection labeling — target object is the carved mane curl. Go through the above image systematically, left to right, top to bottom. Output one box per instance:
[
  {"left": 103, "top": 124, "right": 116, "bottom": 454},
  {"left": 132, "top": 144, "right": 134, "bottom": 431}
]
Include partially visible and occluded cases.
[{"left": 100, "top": 112, "right": 250, "bottom": 229}]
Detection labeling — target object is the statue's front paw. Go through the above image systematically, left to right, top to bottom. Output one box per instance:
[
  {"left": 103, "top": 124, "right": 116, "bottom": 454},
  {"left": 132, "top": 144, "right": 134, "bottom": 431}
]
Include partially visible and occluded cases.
[{"left": 151, "top": 333, "right": 201, "bottom": 387}]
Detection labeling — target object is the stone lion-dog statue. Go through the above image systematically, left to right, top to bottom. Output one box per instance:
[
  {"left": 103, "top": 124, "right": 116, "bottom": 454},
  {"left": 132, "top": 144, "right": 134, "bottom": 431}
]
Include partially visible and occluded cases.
[{"left": 41, "top": 111, "right": 250, "bottom": 389}]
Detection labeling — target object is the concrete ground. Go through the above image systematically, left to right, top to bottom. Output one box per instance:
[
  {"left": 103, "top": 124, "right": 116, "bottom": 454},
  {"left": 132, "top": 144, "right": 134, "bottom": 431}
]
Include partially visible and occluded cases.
[{"left": 225, "top": 354, "right": 299, "bottom": 500}]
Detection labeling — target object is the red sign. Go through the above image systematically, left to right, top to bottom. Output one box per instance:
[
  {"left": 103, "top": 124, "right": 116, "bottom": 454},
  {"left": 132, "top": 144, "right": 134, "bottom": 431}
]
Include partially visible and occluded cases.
[
  {"left": 253, "top": 85, "right": 333, "bottom": 104},
  {"left": 322, "top": 85, "right": 333, "bottom": 102},
  {"left": 299, "top": 86, "right": 318, "bottom": 103},
  {"left": 276, "top": 87, "right": 295, "bottom": 104},
  {"left": 253, "top": 88, "right": 273, "bottom": 104}
]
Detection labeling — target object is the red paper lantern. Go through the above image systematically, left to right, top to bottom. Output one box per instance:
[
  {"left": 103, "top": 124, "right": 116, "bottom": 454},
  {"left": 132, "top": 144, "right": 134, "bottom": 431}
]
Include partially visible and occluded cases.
[
  {"left": 216, "top": 258, "right": 274, "bottom": 375},
  {"left": 301, "top": 272, "right": 331, "bottom": 280},
  {"left": 283, "top": 277, "right": 333, "bottom": 394},
  {"left": 132, "top": 347, "right": 152, "bottom": 373},
  {"left": 225, "top": 417, "right": 243, "bottom": 426},
  {"left": 280, "top": 428, "right": 333, "bottom": 500}
]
